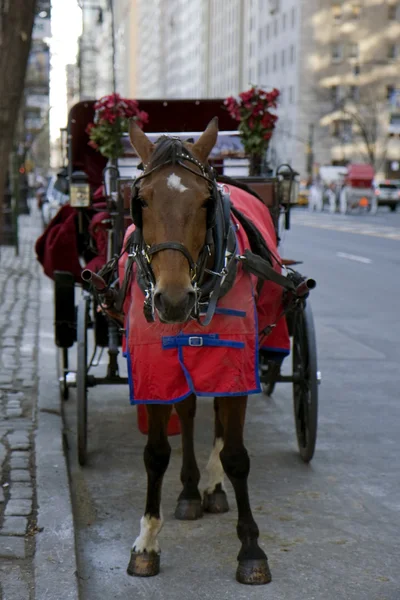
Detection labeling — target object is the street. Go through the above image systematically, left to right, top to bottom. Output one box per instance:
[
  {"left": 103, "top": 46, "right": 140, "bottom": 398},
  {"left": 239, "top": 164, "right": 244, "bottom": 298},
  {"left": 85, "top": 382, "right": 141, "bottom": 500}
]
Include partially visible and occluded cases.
[{"left": 63, "top": 207, "right": 400, "bottom": 600}]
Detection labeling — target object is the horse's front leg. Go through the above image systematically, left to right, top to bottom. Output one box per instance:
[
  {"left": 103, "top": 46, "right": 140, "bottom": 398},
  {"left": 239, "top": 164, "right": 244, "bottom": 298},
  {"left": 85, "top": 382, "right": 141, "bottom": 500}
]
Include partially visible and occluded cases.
[
  {"left": 174, "top": 394, "right": 203, "bottom": 520},
  {"left": 217, "top": 396, "right": 271, "bottom": 585},
  {"left": 203, "top": 398, "right": 229, "bottom": 514},
  {"left": 127, "top": 403, "right": 172, "bottom": 577}
]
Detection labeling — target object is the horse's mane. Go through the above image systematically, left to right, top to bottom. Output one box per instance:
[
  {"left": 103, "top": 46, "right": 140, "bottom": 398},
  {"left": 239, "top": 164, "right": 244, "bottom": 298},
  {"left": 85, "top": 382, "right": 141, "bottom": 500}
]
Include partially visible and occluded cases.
[{"left": 149, "top": 136, "right": 190, "bottom": 170}]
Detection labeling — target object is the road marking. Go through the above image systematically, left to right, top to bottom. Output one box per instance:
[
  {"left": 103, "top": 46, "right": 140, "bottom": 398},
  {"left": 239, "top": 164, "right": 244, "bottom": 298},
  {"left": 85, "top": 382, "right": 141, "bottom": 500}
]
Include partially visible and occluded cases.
[
  {"left": 292, "top": 213, "right": 400, "bottom": 241},
  {"left": 336, "top": 252, "right": 372, "bottom": 264}
]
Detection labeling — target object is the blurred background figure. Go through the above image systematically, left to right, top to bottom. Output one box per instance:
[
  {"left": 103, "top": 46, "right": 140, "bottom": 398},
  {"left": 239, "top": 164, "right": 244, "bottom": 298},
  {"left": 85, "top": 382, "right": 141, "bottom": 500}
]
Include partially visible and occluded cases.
[
  {"left": 308, "top": 178, "right": 323, "bottom": 212},
  {"left": 326, "top": 183, "right": 337, "bottom": 214}
]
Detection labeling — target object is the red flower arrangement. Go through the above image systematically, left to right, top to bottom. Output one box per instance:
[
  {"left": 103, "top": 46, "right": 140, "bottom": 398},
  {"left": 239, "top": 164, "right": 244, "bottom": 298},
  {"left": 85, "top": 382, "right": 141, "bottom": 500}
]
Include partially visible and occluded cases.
[
  {"left": 224, "top": 86, "right": 280, "bottom": 174},
  {"left": 86, "top": 93, "right": 149, "bottom": 159}
]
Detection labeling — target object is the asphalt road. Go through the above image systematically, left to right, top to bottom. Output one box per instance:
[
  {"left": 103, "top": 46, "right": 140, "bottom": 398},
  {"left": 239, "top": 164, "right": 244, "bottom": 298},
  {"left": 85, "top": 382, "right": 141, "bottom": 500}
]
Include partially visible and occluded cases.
[{"left": 63, "top": 206, "right": 400, "bottom": 600}]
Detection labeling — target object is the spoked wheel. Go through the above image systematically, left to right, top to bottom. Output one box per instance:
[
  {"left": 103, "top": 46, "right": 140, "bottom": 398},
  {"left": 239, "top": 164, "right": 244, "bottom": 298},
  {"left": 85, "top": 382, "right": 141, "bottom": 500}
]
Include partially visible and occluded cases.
[
  {"left": 77, "top": 296, "right": 90, "bottom": 466},
  {"left": 292, "top": 300, "right": 318, "bottom": 463}
]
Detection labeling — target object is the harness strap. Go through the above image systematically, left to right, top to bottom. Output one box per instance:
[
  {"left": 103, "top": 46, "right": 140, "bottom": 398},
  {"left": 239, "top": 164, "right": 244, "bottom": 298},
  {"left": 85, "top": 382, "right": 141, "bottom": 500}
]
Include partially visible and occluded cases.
[
  {"left": 147, "top": 241, "right": 196, "bottom": 274},
  {"left": 238, "top": 249, "right": 296, "bottom": 291}
]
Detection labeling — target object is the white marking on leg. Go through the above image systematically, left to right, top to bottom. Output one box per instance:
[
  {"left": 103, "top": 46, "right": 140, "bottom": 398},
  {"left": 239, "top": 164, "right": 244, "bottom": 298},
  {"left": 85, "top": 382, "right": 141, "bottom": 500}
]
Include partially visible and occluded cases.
[
  {"left": 167, "top": 173, "right": 188, "bottom": 193},
  {"left": 205, "top": 437, "right": 225, "bottom": 493},
  {"left": 132, "top": 512, "right": 163, "bottom": 554}
]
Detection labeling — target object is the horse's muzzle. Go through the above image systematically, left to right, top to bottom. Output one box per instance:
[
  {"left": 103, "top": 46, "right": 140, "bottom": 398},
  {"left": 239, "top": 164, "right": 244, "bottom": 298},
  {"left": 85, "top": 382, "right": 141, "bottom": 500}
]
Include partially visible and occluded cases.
[{"left": 154, "top": 287, "right": 196, "bottom": 323}]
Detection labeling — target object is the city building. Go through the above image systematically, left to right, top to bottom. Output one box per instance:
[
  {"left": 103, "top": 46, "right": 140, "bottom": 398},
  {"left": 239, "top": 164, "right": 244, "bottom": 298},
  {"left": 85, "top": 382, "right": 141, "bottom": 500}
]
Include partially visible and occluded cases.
[{"left": 75, "top": 0, "right": 400, "bottom": 178}]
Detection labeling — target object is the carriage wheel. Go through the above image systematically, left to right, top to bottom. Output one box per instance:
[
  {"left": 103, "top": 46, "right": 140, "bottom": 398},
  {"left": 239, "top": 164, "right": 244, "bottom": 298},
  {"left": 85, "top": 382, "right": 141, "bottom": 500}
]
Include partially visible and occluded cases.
[
  {"left": 77, "top": 296, "right": 90, "bottom": 466},
  {"left": 292, "top": 300, "right": 318, "bottom": 463}
]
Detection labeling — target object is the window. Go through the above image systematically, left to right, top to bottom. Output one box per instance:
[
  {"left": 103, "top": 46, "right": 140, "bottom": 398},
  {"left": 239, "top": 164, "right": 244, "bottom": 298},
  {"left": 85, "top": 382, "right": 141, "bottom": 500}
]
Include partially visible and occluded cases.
[
  {"left": 332, "top": 3, "right": 342, "bottom": 21},
  {"left": 350, "top": 3, "right": 361, "bottom": 18},
  {"left": 388, "top": 4, "right": 400, "bottom": 19},
  {"left": 291, "top": 6, "right": 296, "bottom": 27},
  {"left": 282, "top": 12, "right": 287, "bottom": 30},
  {"left": 274, "top": 18, "right": 278, "bottom": 36},
  {"left": 266, "top": 23, "right": 270, "bottom": 40},
  {"left": 331, "top": 43, "right": 343, "bottom": 62},
  {"left": 349, "top": 43, "right": 359, "bottom": 59},
  {"left": 388, "top": 43, "right": 399, "bottom": 59},
  {"left": 290, "top": 44, "right": 295, "bottom": 64},
  {"left": 281, "top": 48, "right": 285, "bottom": 67},
  {"left": 273, "top": 53, "right": 277, "bottom": 71},
  {"left": 265, "top": 56, "right": 269, "bottom": 74},
  {"left": 258, "top": 60, "right": 263, "bottom": 77},
  {"left": 387, "top": 84, "right": 395, "bottom": 100},
  {"left": 289, "top": 85, "right": 295, "bottom": 104},
  {"left": 331, "top": 85, "right": 339, "bottom": 104},
  {"left": 349, "top": 85, "right": 359, "bottom": 101},
  {"left": 280, "top": 88, "right": 284, "bottom": 104}
]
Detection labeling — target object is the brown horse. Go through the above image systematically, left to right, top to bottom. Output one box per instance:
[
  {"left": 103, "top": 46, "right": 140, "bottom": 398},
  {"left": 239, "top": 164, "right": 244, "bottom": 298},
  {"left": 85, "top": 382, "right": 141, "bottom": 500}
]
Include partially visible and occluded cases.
[{"left": 125, "top": 118, "right": 271, "bottom": 585}]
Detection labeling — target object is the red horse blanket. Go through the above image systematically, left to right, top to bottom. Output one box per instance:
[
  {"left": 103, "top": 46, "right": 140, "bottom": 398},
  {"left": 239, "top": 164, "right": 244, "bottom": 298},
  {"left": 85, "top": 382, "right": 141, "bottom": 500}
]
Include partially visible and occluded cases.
[{"left": 119, "top": 185, "right": 290, "bottom": 404}]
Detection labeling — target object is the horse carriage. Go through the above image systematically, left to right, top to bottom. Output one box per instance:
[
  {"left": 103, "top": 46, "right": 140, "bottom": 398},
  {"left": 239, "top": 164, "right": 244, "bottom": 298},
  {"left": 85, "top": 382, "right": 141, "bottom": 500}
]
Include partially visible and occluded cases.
[
  {"left": 36, "top": 97, "right": 319, "bottom": 585},
  {"left": 339, "top": 163, "right": 377, "bottom": 214}
]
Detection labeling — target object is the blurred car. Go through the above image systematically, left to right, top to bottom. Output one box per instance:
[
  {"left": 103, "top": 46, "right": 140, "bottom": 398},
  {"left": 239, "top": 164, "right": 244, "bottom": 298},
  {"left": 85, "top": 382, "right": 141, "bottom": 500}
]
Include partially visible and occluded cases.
[
  {"left": 41, "top": 170, "right": 69, "bottom": 226},
  {"left": 297, "top": 181, "right": 310, "bottom": 206},
  {"left": 373, "top": 181, "right": 400, "bottom": 212}
]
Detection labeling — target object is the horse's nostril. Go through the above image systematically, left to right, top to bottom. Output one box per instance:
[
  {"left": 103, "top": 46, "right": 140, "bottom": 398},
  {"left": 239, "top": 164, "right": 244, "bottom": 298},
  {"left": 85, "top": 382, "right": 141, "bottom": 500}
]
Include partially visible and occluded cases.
[
  {"left": 186, "top": 290, "right": 196, "bottom": 311},
  {"left": 154, "top": 291, "right": 165, "bottom": 313}
]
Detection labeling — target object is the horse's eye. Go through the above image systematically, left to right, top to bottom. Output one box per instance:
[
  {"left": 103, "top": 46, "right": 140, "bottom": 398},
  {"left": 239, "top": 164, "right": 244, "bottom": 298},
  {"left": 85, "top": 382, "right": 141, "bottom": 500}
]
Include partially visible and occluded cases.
[
  {"left": 139, "top": 197, "right": 148, "bottom": 208},
  {"left": 202, "top": 198, "right": 212, "bottom": 209}
]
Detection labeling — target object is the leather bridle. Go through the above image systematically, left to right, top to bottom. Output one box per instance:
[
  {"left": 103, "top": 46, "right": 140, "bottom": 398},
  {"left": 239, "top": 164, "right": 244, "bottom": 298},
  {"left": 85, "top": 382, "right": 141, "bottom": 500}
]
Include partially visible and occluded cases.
[{"left": 125, "top": 140, "right": 235, "bottom": 324}]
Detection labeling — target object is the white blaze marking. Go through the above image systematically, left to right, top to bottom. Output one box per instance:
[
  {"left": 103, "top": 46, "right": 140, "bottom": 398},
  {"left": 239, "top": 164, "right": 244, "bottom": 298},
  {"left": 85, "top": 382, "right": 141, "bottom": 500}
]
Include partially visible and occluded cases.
[
  {"left": 167, "top": 173, "right": 188, "bottom": 193},
  {"left": 337, "top": 252, "right": 372, "bottom": 264},
  {"left": 205, "top": 437, "right": 225, "bottom": 493},
  {"left": 132, "top": 513, "right": 163, "bottom": 553}
]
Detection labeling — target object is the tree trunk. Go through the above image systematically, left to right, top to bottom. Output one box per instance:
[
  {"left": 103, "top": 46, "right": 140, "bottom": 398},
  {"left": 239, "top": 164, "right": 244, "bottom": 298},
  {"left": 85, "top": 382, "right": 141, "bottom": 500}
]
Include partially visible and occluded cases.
[{"left": 0, "top": 0, "right": 37, "bottom": 237}]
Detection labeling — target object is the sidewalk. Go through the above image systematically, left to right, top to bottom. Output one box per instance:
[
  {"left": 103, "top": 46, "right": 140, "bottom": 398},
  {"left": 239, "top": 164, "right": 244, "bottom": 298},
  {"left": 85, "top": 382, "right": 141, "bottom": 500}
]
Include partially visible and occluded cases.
[{"left": 0, "top": 205, "right": 78, "bottom": 600}]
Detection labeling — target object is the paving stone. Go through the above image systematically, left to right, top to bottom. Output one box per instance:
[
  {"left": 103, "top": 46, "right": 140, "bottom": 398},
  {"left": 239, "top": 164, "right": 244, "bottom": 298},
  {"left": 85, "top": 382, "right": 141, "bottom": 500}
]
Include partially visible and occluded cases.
[
  {"left": 22, "top": 380, "right": 34, "bottom": 388},
  {"left": 7, "top": 400, "right": 21, "bottom": 408},
  {"left": 6, "top": 408, "right": 23, "bottom": 418},
  {"left": 11, "top": 450, "right": 29, "bottom": 459},
  {"left": 10, "top": 455, "right": 29, "bottom": 469},
  {"left": 10, "top": 469, "right": 31, "bottom": 482},
  {"left": 10, "top": 483, "right": 32, "bottom": 500},
  {"left": 5, "top": 499, "right": 32, "bottom": 516},
  {"left": 1, "top": 516, "right": 28, "bottom": 536},
  {"left": 0, "top": 536, "right": 25, "bottom": 559},
  {"left": 1, "top": 564, "right": 30, "bottom": 599}
]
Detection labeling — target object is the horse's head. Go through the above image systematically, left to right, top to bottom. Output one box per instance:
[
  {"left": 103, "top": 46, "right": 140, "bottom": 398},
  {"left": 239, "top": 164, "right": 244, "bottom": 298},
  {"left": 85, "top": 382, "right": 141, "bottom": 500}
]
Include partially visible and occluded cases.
[{"left": 129, "top": 118, "right": 218, "bottom": 323}]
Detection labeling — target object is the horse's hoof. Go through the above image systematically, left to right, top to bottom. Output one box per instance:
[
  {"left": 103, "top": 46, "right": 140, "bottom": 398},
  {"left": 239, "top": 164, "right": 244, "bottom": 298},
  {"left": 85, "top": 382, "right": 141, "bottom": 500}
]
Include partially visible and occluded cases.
[
  {"left": 203, "top": 489, "right": 229, "bottom": 514},
  {"left": 174, "top": 499, "right": 203, "bottom": 520},
  {"left": 127, "top": 551, "right": 160, "bottom": 577},
  {"left": 236, "top": 559, "right": 272, "bottom": 585}
]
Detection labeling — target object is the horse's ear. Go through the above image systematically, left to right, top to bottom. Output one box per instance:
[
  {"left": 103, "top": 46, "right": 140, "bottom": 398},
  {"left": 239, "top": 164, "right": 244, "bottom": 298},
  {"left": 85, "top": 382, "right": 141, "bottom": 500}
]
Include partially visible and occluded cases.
[
  {"left": 191, "top": 117, "right": 218, "bottom": 162},
  {"left": 129, "top": 119, "right": 154, "bottom": 165}
]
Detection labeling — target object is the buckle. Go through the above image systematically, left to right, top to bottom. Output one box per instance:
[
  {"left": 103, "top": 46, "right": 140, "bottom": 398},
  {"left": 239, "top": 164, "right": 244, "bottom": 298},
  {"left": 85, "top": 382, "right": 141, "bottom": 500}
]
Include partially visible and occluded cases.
[{"left": 188, "top": 336, "right": 203, "bottom": 347}]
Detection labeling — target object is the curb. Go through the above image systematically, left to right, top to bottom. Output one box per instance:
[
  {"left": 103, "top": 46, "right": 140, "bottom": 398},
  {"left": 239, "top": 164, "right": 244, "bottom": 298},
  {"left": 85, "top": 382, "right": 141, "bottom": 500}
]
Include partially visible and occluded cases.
[{"left": 34, "top": 275, "right": 79, "bottom": 600}]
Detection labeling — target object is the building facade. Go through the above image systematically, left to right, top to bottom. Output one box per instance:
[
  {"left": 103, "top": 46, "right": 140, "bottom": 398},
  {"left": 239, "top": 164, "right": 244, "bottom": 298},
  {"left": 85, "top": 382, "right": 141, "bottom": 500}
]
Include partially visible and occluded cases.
[{"left": 76, "top": 0, "right": 400, "bottom": 177}]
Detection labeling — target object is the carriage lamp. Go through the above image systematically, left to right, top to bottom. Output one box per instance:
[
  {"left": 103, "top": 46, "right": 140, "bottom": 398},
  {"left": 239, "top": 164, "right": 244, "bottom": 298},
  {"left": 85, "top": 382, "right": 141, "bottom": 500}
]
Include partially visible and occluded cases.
[
  {"left": 278, "top": 165, "right": 300, "bottom": 205},
  {"left": 70, "top": 170, "right": 91, "bottom": 208}
]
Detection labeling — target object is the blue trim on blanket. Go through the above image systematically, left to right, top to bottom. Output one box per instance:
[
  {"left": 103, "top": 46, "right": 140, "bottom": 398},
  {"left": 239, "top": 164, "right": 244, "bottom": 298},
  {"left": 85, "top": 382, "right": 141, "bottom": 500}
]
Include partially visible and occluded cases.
[
  {"left": 214, "top": 307, "right": 246, "bottom": 317},
  {"left": 125, "top": 316, "right": 135, "bottom": 404},
  {"left": 162, "top": 333, "right": 245, "bottom": 350}
]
